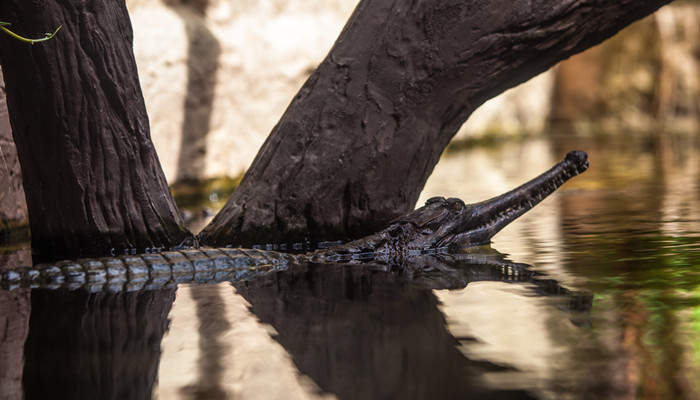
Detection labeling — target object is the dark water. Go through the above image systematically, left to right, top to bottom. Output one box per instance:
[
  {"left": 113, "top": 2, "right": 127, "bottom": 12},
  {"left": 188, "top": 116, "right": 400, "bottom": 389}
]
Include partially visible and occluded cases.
[{"left": 2, "top": 134, "right": 700, "bottom": 399}]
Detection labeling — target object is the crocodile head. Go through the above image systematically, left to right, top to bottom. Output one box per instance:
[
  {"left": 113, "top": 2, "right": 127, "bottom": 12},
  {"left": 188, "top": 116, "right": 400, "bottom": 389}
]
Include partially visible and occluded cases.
[
  {"left": 397, "top": 150, "right": 589, "bottom": 249},
  {"left": 324, "top": 151, "right": 589, "bottom": 257}
]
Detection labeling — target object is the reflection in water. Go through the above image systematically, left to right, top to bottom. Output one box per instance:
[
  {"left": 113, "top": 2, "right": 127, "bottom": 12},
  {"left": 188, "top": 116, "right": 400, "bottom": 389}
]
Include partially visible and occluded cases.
[
  {"left": 4, "top": 134, "right": 700, "bottom": 398},
  {"left": 552, "top": 134, "right": 700, "bottom": 399},
  {"left": 6, "top": 247, "right": 589, "bottom": 400},
  {"left": 0, "top": 249, "right": 31, "bottom": 399},
  {"left": 233, "top": 250, "right": 591, "bottom": 400},
  {"left": 237, "top": 265, "right": 484, "bottom": 400},
  {"left": 158, "top": 284, "right": 331, "bottom": 400},
  {"left": 180, "top": 285, "right": 230, "bottom": 399},
  {"left": 0, "top": 288, "right": 29, "bottom": 400},
  {"left": 22, "top": 289, "right": 175, "bottom": 400}
]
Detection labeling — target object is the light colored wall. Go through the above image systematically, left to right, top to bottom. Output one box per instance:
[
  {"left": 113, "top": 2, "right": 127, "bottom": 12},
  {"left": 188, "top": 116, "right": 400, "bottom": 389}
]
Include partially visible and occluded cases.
[
  {"left": 128, "top": 0, "right": 555, "bottom": 182},
  {"left": 128, "top": 0, "right": 359, "bottom": 182}
]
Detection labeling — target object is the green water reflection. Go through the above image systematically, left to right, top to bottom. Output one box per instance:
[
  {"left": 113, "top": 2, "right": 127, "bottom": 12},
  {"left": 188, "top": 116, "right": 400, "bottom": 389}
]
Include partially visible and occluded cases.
[{"left": 422, "top": 133, "right": 700, "bottom": 399}]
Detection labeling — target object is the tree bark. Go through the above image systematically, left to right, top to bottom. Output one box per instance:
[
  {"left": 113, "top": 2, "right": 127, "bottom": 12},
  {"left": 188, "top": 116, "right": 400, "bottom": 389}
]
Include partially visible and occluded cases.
[
  {"left": 0, "top": 0, "right": 190, "bottom": 257},
  {"left": 0, "top": 0, "right": 675, "bottom": 254},
  {"left": 200, "top": 0, "right": 673, "bottom": 247}
]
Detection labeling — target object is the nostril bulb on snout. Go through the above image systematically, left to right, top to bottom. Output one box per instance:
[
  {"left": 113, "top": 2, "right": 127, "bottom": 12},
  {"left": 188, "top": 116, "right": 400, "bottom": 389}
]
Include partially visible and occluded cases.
[{"left": 565, "top": 151, "right": 588, "bottom": 163}]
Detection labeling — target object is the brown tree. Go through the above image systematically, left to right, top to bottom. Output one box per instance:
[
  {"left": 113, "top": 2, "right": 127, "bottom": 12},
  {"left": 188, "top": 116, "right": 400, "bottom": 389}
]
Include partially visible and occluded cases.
[
  {"left": 0, "top": 0, "right": 673, "bottom": 257},
  {"left": 0, "top": 0, "right": 189, "bottom": 257},
  {"left": 200, "top": 0, "right": 674, "bottom": 246}
]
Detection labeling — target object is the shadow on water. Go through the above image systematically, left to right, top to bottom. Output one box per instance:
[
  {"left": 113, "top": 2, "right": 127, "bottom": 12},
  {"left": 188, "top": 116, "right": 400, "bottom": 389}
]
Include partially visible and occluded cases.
[{"left": 0, "top": 247, "right": 592, "bottom": 400}]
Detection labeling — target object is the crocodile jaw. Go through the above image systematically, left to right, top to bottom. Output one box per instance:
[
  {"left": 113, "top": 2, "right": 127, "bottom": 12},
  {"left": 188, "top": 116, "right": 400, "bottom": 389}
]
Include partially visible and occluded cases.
[
  {"left": 308, "top": 151, "right": 588, "bottom": 259},
  {"left": 407, "top": 151, "right": 589, "bottom": 249},
  {"left": 436, "top": 151, "right": 588, "bottom": 247}
]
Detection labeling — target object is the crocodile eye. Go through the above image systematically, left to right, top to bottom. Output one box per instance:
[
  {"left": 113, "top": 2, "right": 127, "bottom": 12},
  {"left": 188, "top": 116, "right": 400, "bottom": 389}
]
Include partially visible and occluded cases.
[
  {"left": 446, "top": 198, "right": 465, "bottom": 211},
  {"left": 421, "top": 228, "right": 434, "bottom": 235}
]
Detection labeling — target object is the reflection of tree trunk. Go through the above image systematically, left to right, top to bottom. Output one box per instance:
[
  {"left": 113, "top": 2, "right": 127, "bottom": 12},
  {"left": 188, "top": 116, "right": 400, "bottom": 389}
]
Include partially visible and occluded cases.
[
  {"left": 0, "top": 0, "right": 190, "bottom": 257},
  {"left": 201, "top": 0, "right": 672, "bottom": 247},
  {"left": 0, "top": 247, "right": 33, "bottom": 399},
  {"left": 235, "top": 263, "right": 534, "bottom": 400},
  {"left": 180, "top": 285, "right": 231, "bottom": 399},
  {"left": 0, "top": 289, "right": 30, "bottom": 400},
  {"left": 22, "top": 289, "right": 175, "bottom": 400},
  {"left": 618, "top": 290, "right": 657, "bottom": 400},
  {"left": 655, "top": 294, "right": 696, "bottom": 400}
]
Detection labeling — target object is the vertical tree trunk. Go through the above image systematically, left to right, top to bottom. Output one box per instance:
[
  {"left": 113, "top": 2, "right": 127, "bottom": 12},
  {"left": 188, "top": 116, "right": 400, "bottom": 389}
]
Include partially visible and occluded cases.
[
  {"left": 0, "top": 0, "right": 190, "bottom": 257},
  {"left": 201, "top": 0, "right": 673, "bottom": 247}
]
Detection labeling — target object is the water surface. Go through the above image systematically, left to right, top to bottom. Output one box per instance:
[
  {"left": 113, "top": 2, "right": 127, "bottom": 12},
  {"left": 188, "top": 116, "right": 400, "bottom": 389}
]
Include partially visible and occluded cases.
[{"left": 2, "top": 133, "right": 700, "bottom": 399}]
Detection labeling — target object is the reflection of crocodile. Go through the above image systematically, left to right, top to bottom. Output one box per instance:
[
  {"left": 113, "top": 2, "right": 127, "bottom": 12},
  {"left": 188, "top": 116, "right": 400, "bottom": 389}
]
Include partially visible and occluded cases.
[
  {"left": 0, "top": 151, "right": 588, "bottom": 291},
  {"left": 21, "top": 244, "right": 592, "bottom": 400},
  {"left": 234, "top": 248, "right": 593, "bottom": 400},
  {"left": 396, "top": 248, "right": 593, "bottom": 316}
]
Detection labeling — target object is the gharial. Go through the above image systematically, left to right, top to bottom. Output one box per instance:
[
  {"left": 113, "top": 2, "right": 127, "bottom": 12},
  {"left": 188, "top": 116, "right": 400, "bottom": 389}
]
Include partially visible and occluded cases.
[{"left": 0, "top": 151, "right": 589, "bottom": 292}]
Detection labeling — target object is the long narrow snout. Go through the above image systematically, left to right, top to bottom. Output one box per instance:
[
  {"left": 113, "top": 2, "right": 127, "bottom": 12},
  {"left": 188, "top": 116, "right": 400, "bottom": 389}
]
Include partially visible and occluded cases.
[{"left": 450, "top": 151, "right": 589, "bottom": 246}]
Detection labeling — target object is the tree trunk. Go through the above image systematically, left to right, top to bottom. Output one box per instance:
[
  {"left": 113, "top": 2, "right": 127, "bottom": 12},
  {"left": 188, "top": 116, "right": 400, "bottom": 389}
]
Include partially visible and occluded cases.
[
  {"left": 0, "top": 0, "right": 190, "bottom": 258},
  {"left": 0, "top": 0, "right": 674, "bottom": 254},
  {"left": 200, "top": 0, "right": 673, "bottom": 247}
]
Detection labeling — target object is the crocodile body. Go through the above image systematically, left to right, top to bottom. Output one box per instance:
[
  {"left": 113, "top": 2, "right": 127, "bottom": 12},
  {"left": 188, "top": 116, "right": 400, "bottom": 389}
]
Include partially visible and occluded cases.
[
  {"left": 0, "top": 151, "right": 590, "bottom": 292},
  {"left": 0, "top": 246, "right": 594, "bottom": 317},
  {"left": 0, "top": 247, "right": 305, "bottom": 292}
]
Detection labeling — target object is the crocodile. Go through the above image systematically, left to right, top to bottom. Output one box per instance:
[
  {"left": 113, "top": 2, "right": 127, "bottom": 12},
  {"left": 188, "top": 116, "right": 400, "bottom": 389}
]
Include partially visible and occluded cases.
[{"left": 0, "top": 151, "right": 589, "bottom": 292}]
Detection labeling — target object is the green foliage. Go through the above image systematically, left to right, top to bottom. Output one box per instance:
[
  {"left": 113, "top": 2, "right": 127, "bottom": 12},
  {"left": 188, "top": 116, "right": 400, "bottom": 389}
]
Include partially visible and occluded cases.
[
  {"left": 0, "top": 22, "right": 61, "bottom": 44},
  {"left": 170, "top": 175, "right": 242, "bottom": 211}
]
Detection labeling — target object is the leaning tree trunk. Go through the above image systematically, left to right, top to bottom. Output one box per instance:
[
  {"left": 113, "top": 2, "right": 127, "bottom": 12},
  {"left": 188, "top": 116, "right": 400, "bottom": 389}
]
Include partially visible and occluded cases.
[
  {"left": 0, "top": 0, "right": 191, "bottom": 258},
  {"left": 0, "top": 0, "right": 674, "bottom": 255},
  {"left": 201, "top": 0, "right": 673, "bottom": 247}
]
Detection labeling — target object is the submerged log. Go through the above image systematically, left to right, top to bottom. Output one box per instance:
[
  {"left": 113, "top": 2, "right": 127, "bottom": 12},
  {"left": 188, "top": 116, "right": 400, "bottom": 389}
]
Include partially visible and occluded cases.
[{"left": 201, "top": 0, "right": 672, "bottom": 247}]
